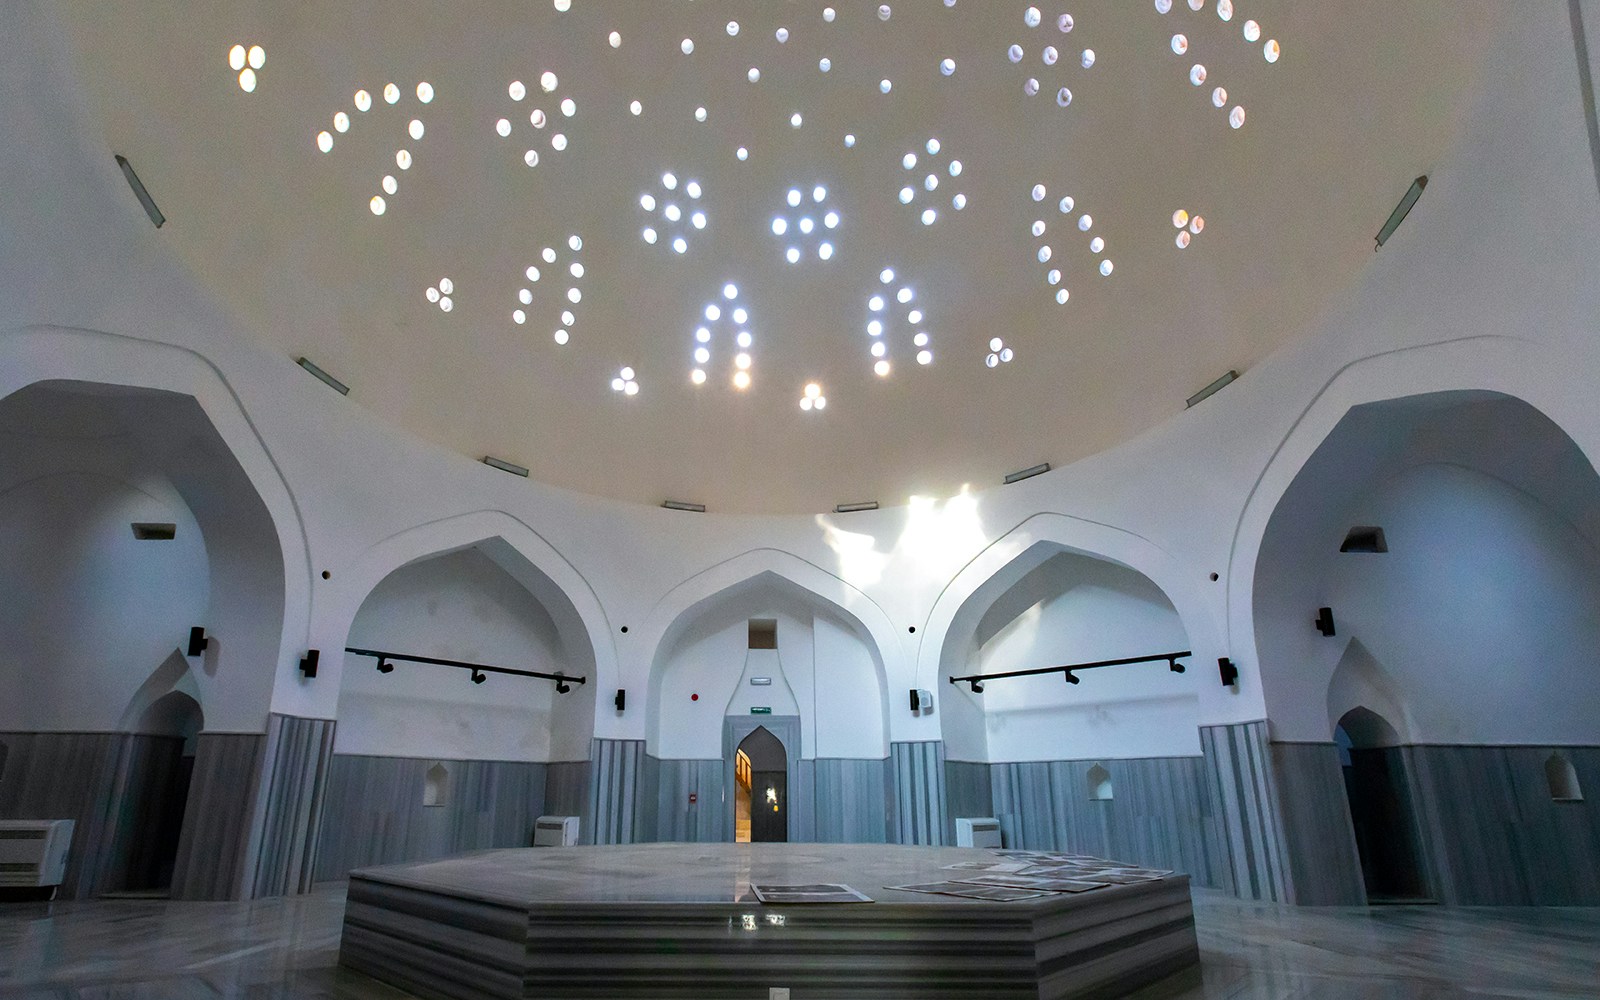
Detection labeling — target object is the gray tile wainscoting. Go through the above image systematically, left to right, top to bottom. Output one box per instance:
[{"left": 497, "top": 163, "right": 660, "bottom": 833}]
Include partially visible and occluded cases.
[{"left": 170, "top": 731, "right": 263, "bottom": 900}]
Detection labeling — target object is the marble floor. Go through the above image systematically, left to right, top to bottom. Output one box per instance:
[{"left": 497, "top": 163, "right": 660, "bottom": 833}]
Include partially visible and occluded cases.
[{"left": 0, "top": 884, "right": 1595, "bottom": 999}]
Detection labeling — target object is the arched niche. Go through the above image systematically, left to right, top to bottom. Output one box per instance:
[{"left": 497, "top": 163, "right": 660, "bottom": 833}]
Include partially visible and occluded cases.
[
  {"left": 0, "top": 380, "right": 286, "bottom": 734},
  {"left": 1253, "top": 391, "right": 1600, "bottom": 745},
  {"left": 336, "top": 540, "right": 596, "bottom": 763},
  {"left": 934, "top": 542, "right": 1197, "bottom": 764},
  {"left": 647, "top": 569, "right": 888, "bottom": 762},
  {"left": 1545, "top": 753, "right": 1583, "bottom": 802},
  {"left": 423, "top": 762, "right": 450, "bottom": 807},
  {"left": 1087, "top": 763, "right": 1113, "bottom": 801}
]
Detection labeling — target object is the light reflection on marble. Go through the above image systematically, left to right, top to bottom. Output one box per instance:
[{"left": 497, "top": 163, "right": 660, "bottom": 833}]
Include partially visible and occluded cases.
[{"left": 0, "top": 883, "right": 1596, "bottom": 999}]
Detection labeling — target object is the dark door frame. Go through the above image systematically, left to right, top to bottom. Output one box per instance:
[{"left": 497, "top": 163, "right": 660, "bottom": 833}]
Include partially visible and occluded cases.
[{"left": 722, "top": 715, "right": 802, "bottom": 843}]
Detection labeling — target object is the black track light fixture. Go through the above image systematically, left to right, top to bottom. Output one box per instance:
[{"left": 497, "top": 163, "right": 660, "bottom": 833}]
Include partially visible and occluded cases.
[
  {"left": 1167, "top": 657, "right": 1186, "bottom": 674},
  {"left": 376, "top": 659, "right": 394, "bottom": 674},
  {"left": 471, "top": 669, "right": 486, "bottom": 685},
  {"left": 1064, "top": 670, "right": 1080, "bottom": 685},
  {"left": 555, "top": 679, "right": 571, "bottom": 694},
  {"left": 968, "top": 679, "right": 984, "bottom": 694}
]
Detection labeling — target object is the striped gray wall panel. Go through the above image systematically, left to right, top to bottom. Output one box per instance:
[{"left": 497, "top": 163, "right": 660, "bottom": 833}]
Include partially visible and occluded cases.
[
  {"left": 246, "top": 714, "right": 336, "bottom": 898},
  {"left": 1200, "top": 721, "right": 1290, "bottom": 901},
  {"left": 0, "top": 731, "right": 186, "bottom": 899},
  {"left": 171, "top": 732, "right": 263, "bottom": 900},
  {"left": 588, "top": 738, "right": 645, "bottom": 844},
  {"left": 889, "top": 740, "right": 947, "bottom": 845},
  {"left": 1269, "top": 742, "right": 1366, "bottom": 905},
  {"left": 1403, "top": 744, "right": 1600, "bottom": 905},
  {"left": 313, "top": 755, "right": 549, "bottom": 881},
  {"left": 990, "top": 755, "right": 1235, "bottom": 892},
  {"left": 812, "top": 757, "right": 890, "bottom": 843},
  {"left": 543, "top": 758, "right": 590, "bottom": 836},
  {"left": 649, "top": 758, "right": 724, "bottom": 842},
  {"left": 793, "top": 758, "right": 816, "bottom": 843},
  {"left": 944, "top": 758, "right": 994, "bottom": 846}
]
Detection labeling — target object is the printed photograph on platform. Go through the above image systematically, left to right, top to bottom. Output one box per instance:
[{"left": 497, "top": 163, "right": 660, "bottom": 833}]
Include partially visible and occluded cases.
[{"left": 752, "top": 883, "right": 873, "bottom": 904}]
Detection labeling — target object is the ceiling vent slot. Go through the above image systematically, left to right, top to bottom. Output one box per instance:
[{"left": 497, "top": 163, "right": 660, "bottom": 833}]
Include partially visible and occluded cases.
[
  {"left": 131, "top": 523, "right": 177, "bottom": 541},
  {"left": 1340, "top": 526, "right": 1388, "bottom": 553},
  {"left": 748, "top": 619, "right": 777, "bottom": 650}
]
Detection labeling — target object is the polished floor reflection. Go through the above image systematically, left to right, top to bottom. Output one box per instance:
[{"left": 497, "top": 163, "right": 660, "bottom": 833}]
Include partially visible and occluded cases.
[{"left": 0, "top": 884, "right": 1595, "bottom": 999}]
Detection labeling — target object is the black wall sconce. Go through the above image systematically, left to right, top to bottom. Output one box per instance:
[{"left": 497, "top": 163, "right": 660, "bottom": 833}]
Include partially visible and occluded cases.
[
  {"left": 1314, "top": 607, "right": 1336, "bottom": 637},
  {"left": 187, "top": 626, "right": 209, "bottom": 657},
  {"left": 300, "top": 649, "right": 320, "bottom": 678},
  {"left": 1218, "top": 657, "right": 1239, "bottom": 686},
  {"left": 614, "top": 688, "right": 627, "bottom": 712}
]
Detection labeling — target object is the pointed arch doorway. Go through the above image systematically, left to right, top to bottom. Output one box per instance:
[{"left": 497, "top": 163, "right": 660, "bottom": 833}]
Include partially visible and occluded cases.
[
  {"left": 1335, "top": 707, "right": 1431, "bottom": 903},
  {"left": 723, "top": 716, "right": 801, "bottom": 843}
]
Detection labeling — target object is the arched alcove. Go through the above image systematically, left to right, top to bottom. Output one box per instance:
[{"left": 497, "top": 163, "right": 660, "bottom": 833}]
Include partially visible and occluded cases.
[
  {"left": 0, "top": 379, "right": 289, "bottom": 900},
  {"left": 336, "top": 542, "right": 595, "bottom": 763},
  {"left": 935, "top": 545, "right": 1196, "bottom": 765},
  {"left": 647, "top": 570, "right": 888, "bottom": 762},
  {"left": 1333, "top": 706, "right": 1429, "bottom": 903},
  {"left": 1546, "top": 753, "right": 1583, "bottom": 802},
  {"left": 1087, "top": 764, "right": 1113, "bottom": 801}
]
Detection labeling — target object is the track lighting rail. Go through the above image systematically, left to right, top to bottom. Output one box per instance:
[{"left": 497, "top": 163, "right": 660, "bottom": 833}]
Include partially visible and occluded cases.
[
  {"left": 345, "top": 646, "right": 586, "bottom": 692},
  {"left": 949, "top": 650, "right": 1191, "bottom": 693}
]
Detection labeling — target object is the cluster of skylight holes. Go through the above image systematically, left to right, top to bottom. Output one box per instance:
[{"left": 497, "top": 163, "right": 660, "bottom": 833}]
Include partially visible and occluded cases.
[
  {"left": 1156, "top": 0, "right": 1279, "bottom": 130},
  {"left": 1008, "top": 7, "right": 1091, "bottom": 107},
  {"left": 227, "top": 44, "right": 265, "bottom": 93},
  {"left": 496, "top": 73, "right": 572, "bottom": 168},
  {"left": 315, "top": 82, "right": 433, "bottom": 216},
  {"left": 899, "top": 140, "right": 966, "bottom": 224},
  {"left": 640, "top": 174, "right": 707, "bottom": 255},
  {"left": 1029, "top": 185, "right": 1111, "bottom": 304},
  {"left": 772, "top": 186, "right": 840, "bottom": 262},
  {"left": 1171, "top": 209, "right": 1206, "bottom": 249},
  {"left": 512, "top": 236, "right": 584, "bottom": 345},
  {"left": 866, "top": 268, "right": 933, "bottom": 376},
  {"left": 424, "top": 277, "right": 454, "bottom": 313},
  {"left": 691, "top": 285, "right": 757, "bottom": 390},
  {"left": 986, "top": 338, "right": 1016, "bottom": 369},
  {"left": 611, "top": 367, "right": 639, "bottom": 396},
  {"left": 799, "top": 383, "right": 828, "bottom": 412}
]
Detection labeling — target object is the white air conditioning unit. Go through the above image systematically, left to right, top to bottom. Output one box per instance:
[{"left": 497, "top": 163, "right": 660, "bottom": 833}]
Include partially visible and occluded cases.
[
  {"left": 532, "top": 815, "right": 579, "bottom": 847},
  {"left": 955, "top": 817, "right": 1002, "bottom": 849},
  {"left": 0, "top": 820, "right": 74, "bottom": 888}
]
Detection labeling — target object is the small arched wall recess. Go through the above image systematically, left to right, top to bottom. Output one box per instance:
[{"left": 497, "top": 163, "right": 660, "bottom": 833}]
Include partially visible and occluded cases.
[
  {"left": 1546, "top": 752, "right": 1583, "bottom": 802},
  {"left": 423, "top": 762, "right": 450, "bottom": 807},
  {"left": 1087, "top": 763, "right": 1113, "bottom": 801}
]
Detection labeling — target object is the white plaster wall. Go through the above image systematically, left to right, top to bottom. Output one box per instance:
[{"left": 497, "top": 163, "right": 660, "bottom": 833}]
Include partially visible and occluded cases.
[
  {"left": 0, "top": 0, "right": 1597, "bottom": 764},
  {"left": 1322, "top": 464, "right": 1600, "bottom": 745},
  {"left": 0, "top": 465, "right": 207, "bottom": 731},
  {"left": 337, "top": 546, "right": 577, "bottom": 761},
  {"left": 952, "top": 553, "right": 1198, "bottom": 762},
  {"left": 651, "top": 582, "right": 887, "bottom": 760}
]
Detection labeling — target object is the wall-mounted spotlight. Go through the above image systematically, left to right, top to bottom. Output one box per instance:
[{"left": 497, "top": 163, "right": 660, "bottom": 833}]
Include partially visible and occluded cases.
[
  {"left": 114, "top": 154, "right": 165, "bottom": 228},
  {"left": 1375, "top": 175, "right": 1427, "bottom": 250},
  {"left": 1003, "top": 463, "right": 1051, "bottom": 485},
  {"left": 1314, "top": 607, "right": 1337, "bottom": 637},
  {"left": 187, "top": 626, "right": 209, "bottom": 657},
  {"left": 300, "top": 649, "right": 320, "bottom": 678},
  {"left": 1218, "top": 657, "right": 1238, "bottom": 686},
  {"left": 376, "top": 658, "right": 395, "bottom": 674},
  {"left": 471, "top": 669, "right": 487, "bottom": 684},
  {"left": 1063, "top": 670, "right": 1081, "bottom": 685}
]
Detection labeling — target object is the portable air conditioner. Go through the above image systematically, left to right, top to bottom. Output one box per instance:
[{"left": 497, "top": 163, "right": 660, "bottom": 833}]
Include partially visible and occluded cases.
[
  {"left": 532, "top": 815, "right": 579, "bottom": 847},
  {"left": 955, "top": 817, "right": 1002, "bottom": 849},
  {"left": 0, "top": 820, "right": 74, "bottom": 888}
]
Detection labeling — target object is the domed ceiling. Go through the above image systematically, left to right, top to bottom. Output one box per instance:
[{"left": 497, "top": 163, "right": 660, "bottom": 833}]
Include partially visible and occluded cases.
[{"left": 57, "top": 0, "right": 1493, "bottom": 513}]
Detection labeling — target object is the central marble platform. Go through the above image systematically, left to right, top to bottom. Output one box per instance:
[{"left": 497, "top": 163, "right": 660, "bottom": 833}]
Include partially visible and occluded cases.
[{"left": 339, "top": 842, "right": 1197, "bottom": 999}]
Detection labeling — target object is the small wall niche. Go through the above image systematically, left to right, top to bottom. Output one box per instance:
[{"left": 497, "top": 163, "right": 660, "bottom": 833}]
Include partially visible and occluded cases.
[
  {"left": 131, "top": 522, "right": 177, "bottom": 541},
  {"left": 1339, "top": 526, "right": 1388, "bottom": 553},
  {"left": 748, "top": 618, "right": 777, "bottom": 650},
  {"left": 1546, "top": 752, "right": 1584, "bottom": 802},
  {"left": 423, "top": 762, "right": 450, "bottom": 807},
  {"left": 1087, "top": 763, "right": 1113, "bottom": 801}
]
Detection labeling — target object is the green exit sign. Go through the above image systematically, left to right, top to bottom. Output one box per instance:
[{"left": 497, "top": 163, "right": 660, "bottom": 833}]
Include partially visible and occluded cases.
[{"left": 750, "top": 706, "right": 772, "bottom": 715}]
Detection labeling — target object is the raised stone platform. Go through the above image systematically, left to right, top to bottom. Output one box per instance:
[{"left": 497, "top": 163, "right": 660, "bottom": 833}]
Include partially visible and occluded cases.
[{"left": 339, "top": 843, "right": 1198, "bottom": 999}]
